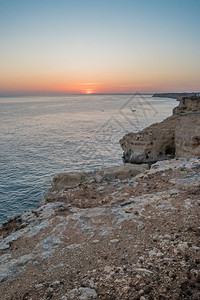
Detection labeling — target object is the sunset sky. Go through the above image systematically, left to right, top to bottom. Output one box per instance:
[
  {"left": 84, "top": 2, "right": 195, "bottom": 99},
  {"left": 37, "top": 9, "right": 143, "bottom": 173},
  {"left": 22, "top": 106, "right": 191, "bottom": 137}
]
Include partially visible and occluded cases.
[{"left": 0, "top": 0, "right": 200, "bottom": 95}]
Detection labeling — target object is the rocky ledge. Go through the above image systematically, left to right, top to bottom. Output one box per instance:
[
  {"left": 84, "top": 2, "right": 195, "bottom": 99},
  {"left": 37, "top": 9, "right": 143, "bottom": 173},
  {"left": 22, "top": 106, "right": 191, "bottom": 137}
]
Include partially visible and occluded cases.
[
  {"left": 120, "top": 96, "right": 200, "bottom": 164},
  {"left": 0, "top": 158, "right": 200, "bottom": 299}
]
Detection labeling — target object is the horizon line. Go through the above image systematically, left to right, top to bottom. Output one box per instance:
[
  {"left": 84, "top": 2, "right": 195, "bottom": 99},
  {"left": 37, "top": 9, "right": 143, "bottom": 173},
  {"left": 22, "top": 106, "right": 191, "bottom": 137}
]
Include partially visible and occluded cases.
[{"left": 0, "top": 91, "right": 199, "bottom": 98}]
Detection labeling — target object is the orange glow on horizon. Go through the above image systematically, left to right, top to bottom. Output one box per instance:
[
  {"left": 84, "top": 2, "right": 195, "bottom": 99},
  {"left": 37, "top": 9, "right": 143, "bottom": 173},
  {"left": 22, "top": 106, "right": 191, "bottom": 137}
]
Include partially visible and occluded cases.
[
  {"left": 0, "top": 73, "right": 199, "bottom": 95},
  {"left": 84, "top": 89, "right": 94, "bottom": 94}
]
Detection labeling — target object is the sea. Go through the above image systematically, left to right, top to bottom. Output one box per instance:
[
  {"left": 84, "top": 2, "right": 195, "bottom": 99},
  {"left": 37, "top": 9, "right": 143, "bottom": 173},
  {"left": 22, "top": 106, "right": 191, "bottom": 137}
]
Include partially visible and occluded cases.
[{"left": 0, "top": 94, "right": 177, "bottom": 224}]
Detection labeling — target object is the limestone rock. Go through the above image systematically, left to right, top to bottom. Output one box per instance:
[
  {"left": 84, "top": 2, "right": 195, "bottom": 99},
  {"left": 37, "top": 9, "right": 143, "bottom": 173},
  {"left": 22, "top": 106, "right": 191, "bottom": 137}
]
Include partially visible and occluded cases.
[
  {"left": 173, "top": 96, "right": 200, "bottom": 114},
  {"left": 120, "top": 97, "right": 200, "bottom": 164},
  {"left": 175, "top": 113, "right": 200, "bottom": 158},
  {"left": 120, "top": 116, "right": 177, "bottom": 164},
  {"left": 97, "top": 163, "right": 148, "bottom": 180},
  {"left": 51, "top": 164, "right": 148, "bottom": 191},
  {"left": 52, "top": 171, "right": 87, "bottom": 190},
  {"left": 0, "top": 254, "right": 34, "bottom": 284},
  {"left": 132, "top": 268, "right": 153, "bottom": 277},
  {"left": 66, "top": 287, "right": 97, "bottom": 299}
]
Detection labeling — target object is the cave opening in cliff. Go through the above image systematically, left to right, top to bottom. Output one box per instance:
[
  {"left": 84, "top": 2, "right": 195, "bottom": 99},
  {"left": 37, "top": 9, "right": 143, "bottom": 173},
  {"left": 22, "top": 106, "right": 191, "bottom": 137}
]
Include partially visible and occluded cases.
[
  {"left": 192, "top": 136, "right": 200, "bottom": 147},
  {"left": 165, "top": 146, "right": 175, "bottom": 156}
]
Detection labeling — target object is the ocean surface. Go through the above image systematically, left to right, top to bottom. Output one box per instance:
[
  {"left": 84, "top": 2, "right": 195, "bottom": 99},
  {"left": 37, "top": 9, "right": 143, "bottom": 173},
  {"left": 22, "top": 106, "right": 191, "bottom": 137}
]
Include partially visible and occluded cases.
[{"left": 0, "top": 94, "right": 177, "bottom": 223}]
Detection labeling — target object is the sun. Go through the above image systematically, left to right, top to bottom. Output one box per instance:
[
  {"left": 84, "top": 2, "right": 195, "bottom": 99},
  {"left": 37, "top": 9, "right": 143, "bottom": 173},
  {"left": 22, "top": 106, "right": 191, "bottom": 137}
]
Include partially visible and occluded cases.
[{"left": 85, "top": 89, "right": 93, "bottom": 94}]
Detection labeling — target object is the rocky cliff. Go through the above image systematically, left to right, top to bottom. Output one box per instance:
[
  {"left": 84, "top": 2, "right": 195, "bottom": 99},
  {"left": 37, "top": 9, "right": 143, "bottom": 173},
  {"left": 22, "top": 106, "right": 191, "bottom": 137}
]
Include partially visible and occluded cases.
[
  {"left": 173, "top": 96, "right": 200, "bottom": 114},
  {"left": 120, "top": 97, "right": 200, "bottom": 164},
  {"left": 176, "top": 113, "right": 200, "bottom": 158}
]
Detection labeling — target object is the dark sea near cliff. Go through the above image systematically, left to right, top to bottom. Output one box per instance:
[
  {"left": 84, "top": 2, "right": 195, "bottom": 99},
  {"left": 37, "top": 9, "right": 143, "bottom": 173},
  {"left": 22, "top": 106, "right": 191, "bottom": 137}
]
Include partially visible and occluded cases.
[{"left": 0, "top": 94, "right": 177, "bottom": 223}]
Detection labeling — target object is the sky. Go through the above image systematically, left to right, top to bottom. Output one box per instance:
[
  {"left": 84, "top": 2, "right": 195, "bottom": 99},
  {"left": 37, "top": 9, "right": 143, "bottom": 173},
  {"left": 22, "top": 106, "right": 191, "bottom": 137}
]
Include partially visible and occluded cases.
[{"left": 0, "top": 0, "right": 200, "bottom": 95}]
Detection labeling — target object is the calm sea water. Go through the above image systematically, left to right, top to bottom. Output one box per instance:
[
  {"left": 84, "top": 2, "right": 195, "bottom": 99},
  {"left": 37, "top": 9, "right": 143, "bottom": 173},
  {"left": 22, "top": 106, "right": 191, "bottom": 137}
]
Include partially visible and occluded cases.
[{"left": 0, "top": 94, "right": 177, "bottom": 223}]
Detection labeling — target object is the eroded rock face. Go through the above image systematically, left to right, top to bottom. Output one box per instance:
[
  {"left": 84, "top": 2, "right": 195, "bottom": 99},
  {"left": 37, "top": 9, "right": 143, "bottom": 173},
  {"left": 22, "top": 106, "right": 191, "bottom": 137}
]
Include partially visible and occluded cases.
[
  {"left": 120, "top": 97, "right": 200, "bottom": 163},
  {"left": 173, "top": 97, "right": 200, "bottom": 114},
  {"left": 176, "top": 113, "right": 200, "bottom": 158},
  {"left": 120, "top": 116, "right": 177, "bottom": 164},
  {"left": 97, "top": 163, "right": 148, "bottom": 180},
  {"left": 51, "top": 164, "right": 148, "bottom": 191},
  {"left": 52, "top": 172, "right": 87, "bottom": 190}
]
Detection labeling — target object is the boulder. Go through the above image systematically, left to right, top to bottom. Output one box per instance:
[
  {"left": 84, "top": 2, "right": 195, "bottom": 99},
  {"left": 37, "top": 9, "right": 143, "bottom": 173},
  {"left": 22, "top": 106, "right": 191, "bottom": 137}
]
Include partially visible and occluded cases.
[
  {"left": 97, "top": 163, "right": 148, "bottom": 180},
  {"left": 51, "top": 164, "right": 148, "bottom": 191},
  {"left": 52, "top": 171, "right": 87, "bottom": 191}
]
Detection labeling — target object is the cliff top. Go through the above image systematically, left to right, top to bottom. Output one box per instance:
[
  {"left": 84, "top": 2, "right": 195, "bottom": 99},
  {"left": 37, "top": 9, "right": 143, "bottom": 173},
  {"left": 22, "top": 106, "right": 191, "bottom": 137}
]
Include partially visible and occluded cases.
[{"left": 0, "top": 158, "right": 200, "bottom": 299}]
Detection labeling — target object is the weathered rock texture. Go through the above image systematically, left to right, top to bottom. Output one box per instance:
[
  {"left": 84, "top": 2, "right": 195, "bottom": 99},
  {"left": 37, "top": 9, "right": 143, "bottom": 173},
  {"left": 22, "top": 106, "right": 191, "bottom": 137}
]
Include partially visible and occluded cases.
[
  {"left": 173, "top": 96, "right": 200, "bottom": 114},
  {"left": 120, "top": 97, "right": 200, "bottom": 164},
  {"left": 176, "top": 113, "right": 200, "bottom": 158},
  {"left": 120, "top": 116, "right": 177, "bottom": 164},
  {"left": 52, "top": 163, "right": 148, "bottom": 191},
  {"left": 94, "top": 163, "right": 148, "bottom": 180},
  {"left": 52, "top": 171, "right": 87, "bottom": 190}
]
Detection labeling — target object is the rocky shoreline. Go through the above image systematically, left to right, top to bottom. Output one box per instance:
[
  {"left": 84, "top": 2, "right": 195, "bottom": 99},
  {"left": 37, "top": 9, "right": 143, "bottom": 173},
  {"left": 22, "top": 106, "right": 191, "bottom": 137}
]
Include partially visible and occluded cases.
[{"left": 0, "top": 97, "right": 200, "bottom": 299}]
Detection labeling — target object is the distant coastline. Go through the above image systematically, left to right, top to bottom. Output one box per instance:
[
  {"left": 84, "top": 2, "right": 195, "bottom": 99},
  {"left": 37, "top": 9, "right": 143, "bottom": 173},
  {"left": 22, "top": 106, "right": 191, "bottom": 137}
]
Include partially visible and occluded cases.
[{"left": 152, "top": 92, "right": 200, "bottom": 101}]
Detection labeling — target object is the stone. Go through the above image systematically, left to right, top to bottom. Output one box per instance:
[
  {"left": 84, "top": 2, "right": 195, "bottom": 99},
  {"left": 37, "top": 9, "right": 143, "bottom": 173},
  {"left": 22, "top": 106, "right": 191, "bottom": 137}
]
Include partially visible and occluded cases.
[
  {"left": 51, "top": 164, "right": 148, "bottom": 191},
  {"left": 97, "top": 164, "right": 148, "bottom": 180},
  {"left": 52, "top": 171, "right": 87, "bottom": 190},
  {"left": 96, "top": 186, "right": 105, "bottom": 192},
  {"left": 0, "top": 228, "right": 28, "bottom": 250},
  {"left": 110, "top": 239, "right": 120, "bottom": 244},
  {"left": 92, "top": 240, "right": 99, "bottom": 244},
  {"left": 177, "top": 242, "right": 189, "bottom": 252},
  {"left": 149, "top": 250, "right": 157, "bottom": 256},
  {"left": 157, "top": 252, "right": 164, "bottom": 257},
  {"left": 0, "top": 254, "right": 34, "bottom": 284},
  {"left": 0, "top": 254, "right": 12, "bottom": 263},
  {"left": 139, "top": 256, "right": 145, "bottom": 262},
  {"left": 104, "top": 266, "right": 112, "bottom": 273},
  {"left": 132, "top": 268, "right": 153, "bottom": 277},
  {"left": 190, "top": 269, "right": 200, "bottom": 275},
  {"left": 35, "top": 283, "right": 44, "bottom": 289},
  {"left": 66, "top": 287, "right": 97, "bottom": 299},
  {"left": 138, "top": 289, "right": 144, "bottom": 295}
]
